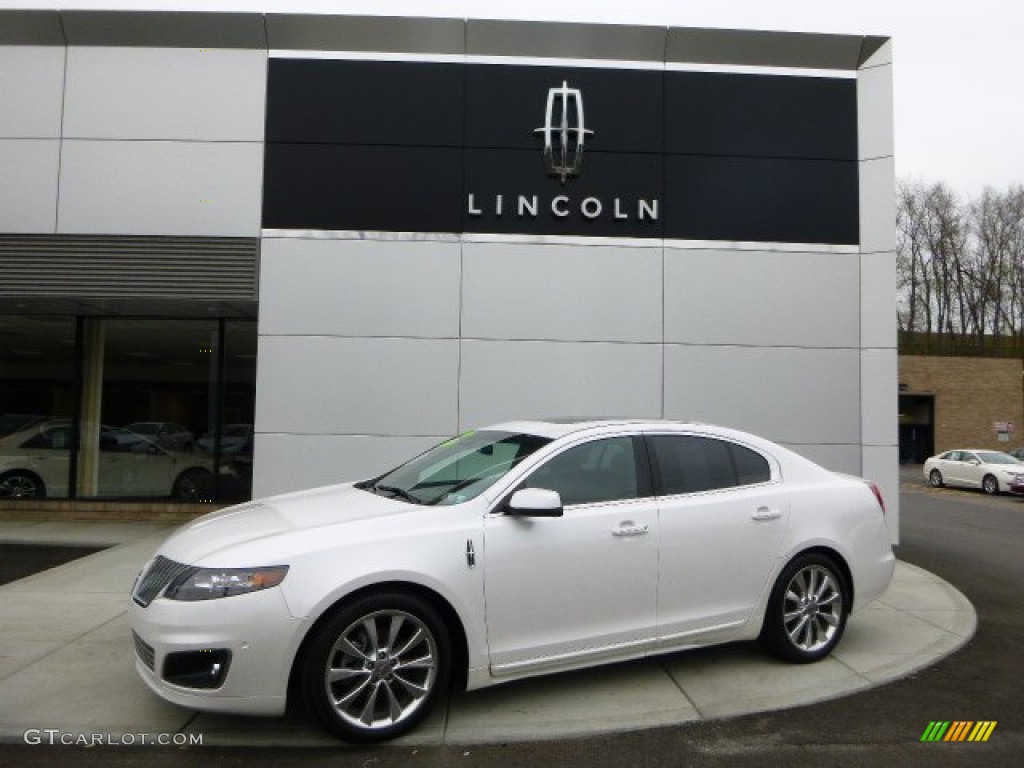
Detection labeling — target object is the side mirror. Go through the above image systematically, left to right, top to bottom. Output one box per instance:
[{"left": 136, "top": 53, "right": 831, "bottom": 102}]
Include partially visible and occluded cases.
[{"left": 507, "top": 488, "right": 563, "bottom": 518}]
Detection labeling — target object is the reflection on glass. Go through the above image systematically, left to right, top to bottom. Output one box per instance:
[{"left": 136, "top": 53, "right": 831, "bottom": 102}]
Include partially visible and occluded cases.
[
  {"left": 0, "top": 315, "right": 256, "bottom": 503},
  {"left": 0, "top": 316, "right": 76, "bottom": 499},
  {"left": 90, "top": 319, "right": 215, "bottom": 500}
]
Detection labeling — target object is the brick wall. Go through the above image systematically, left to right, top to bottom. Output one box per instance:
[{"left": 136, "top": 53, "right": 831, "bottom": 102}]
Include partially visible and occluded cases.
[{"left": 900, "top": 356, "right": 1024, "bottom": 453}]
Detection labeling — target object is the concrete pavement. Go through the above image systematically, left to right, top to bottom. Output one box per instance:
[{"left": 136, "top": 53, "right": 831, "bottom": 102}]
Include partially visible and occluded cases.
[{"left": 0, "top": 519, "right": 976, "bottom": 747}]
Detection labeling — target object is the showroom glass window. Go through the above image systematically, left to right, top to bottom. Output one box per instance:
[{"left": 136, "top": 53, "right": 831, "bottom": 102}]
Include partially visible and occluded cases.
[
  {"left": 0, "top": 315, "right": 256, "bottom": 503},
  {"left": 0, "top": 316, "right": 77, "bottom": 499},
  {"left": 89, "top": 319, "right": 256, "bottom": 501},
  {"left": 649, "top": 435, "right": 771, "bottom": 495},
  {"left": 521, "top": 437, "right": 642, "bottom": 506}
]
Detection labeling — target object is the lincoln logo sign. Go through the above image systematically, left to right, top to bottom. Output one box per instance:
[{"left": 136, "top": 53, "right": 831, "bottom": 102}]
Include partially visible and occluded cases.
[
  {"left": 465, "top": 80, "right": 660, "bottom": 225},
  {"left": 535, "top": 80, "right": 593, "bottom": 183}
]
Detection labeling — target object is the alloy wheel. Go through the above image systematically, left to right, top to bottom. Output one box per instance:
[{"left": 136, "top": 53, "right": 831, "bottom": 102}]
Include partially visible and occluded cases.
[
  {"left": 782, "top": 564, "right": 844, "bottom": 654},
  {"left": 323, "top": 609, "right": 439, "bottom": 732}
]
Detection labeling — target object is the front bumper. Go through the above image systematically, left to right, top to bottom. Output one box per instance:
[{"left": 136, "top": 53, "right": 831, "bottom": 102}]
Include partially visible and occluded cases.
[{"left": 128, "top": 587, "right": 309, "bottom": 716}]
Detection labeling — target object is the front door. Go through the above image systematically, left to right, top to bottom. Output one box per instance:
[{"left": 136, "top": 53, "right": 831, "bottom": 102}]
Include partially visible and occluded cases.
[{"left": 482, "top": 436, "right": 658, "bottom": 675}]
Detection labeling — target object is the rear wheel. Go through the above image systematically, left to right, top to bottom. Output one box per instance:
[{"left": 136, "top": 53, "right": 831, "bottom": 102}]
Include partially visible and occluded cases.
[
  {"left": 0, "top": 471, "right": 46, "bottom": 498},
  {"left": 761, "top": 553, "right": 848, "bottom": 663},
  {"left": 302, "top": 592, "right": 451, "bottom": 743}
]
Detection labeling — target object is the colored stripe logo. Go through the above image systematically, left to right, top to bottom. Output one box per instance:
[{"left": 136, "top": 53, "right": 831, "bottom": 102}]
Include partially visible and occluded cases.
[{"left": 921, "top": 721, "right": 997, "bottom": 742}]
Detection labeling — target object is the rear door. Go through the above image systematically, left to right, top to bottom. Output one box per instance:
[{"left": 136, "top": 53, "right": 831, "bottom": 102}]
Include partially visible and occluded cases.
[{"left": 647, "top": 433, "right": 790, "bottom": 644}]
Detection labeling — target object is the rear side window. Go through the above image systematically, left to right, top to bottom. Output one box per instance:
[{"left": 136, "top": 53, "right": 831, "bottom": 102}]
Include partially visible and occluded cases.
[
  {"left": 649, "top": 435, "right": 771, "bottom": 495},
  {"left": 731, "top": 443, "right": 772, "bottom": 485}
]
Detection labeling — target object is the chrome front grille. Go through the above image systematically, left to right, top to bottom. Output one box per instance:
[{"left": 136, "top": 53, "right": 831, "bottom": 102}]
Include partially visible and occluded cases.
[
  {"left": 132, "top": 555, "right": 192, "bottom": 607},
  {"left": 132, "top": 631, "right": 155, "bottom": 670}
]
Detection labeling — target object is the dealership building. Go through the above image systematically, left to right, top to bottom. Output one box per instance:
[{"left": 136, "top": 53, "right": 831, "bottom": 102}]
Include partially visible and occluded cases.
[{"left": 0, "top": 10, "right": 898, "bottom": 538}]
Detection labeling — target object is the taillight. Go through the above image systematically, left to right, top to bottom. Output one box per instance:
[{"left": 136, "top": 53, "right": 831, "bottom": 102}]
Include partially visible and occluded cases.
[{"left": 868, "top": 481, "right": 886, "bottom": 514}]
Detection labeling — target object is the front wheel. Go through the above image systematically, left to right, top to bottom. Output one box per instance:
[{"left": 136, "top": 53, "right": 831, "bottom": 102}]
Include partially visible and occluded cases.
[
  {"left": 928, "top": 469, "right": 944, "bottom": 488},
  {"left": 982, "top": 474, "right": 999, "bottom": 495},
  {"left": 761, "top": 553, "right": 848, "bottom": 663},
  {"left": 302, "top": 592, "right": 451, "bottom": 743}
]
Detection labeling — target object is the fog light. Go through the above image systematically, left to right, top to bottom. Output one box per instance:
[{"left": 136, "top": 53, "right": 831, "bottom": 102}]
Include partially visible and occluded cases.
[{"left": 162, "top": 649, "right": 231, "bottom": 689}]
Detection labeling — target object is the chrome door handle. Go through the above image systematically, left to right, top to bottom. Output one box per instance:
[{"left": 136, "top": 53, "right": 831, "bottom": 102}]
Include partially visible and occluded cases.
[
  {"left": 751, "top": 507, "right": 781, "bottom": 521},
  {"left": 612, "top": 523, "right": 649, "bottom": 537}
]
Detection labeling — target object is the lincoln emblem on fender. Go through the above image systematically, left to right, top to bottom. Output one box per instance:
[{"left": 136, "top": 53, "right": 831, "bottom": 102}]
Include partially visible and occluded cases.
[{"left": 534, "top": 81, "right": 594, "bottom": 183}]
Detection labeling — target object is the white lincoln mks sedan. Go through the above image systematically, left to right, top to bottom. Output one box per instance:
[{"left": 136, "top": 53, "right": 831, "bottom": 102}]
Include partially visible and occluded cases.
[{"left": 129, "top": 420, "right": 895, "bottom": 742}]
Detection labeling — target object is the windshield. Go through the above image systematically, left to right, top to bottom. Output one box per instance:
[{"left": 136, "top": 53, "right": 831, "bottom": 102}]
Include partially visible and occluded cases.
[
  {"left": 358, "top": 430, "right": 552, "bottom": 506},
  {"left": 976, "top": 451, "right": 1020, "bottom": 465}
]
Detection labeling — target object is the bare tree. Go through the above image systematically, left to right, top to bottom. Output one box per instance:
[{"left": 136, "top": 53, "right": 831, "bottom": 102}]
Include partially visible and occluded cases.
[{"left": 897, "top": 180, "right": 1024, "bottom": 355}]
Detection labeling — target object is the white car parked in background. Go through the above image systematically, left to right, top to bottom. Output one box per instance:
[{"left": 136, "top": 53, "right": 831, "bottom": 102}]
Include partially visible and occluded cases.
[
  {"left": 129, "top": 420, "right": 894, "bottom": 743},
  {"left": 923, "top": 449, "right": 1024, "bottom": 494}
]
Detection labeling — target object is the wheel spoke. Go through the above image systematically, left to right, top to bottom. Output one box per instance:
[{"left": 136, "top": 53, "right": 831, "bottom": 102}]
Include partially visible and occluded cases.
[
  {"left": 805, "top": 568, "right": 818, "bottom": 597},
  {"left": 813, "top": 572, "right": 834, "bottom": 602},
  {"left": 818, "top": 590, "right": 840, "bottom": 607},
  {"left": 818, "top": 610, "right": 840, "bottom": 627},
  {"left": 386, "top": 614, "right": 406, "bottom": 651},
  {"left": 788, "top": 615, "right": 809, "bottom": 644},
  {"left": 361, "top": 619, "right": 381, "bottom": 657},
  {"left": 392, "top": 627, "right": 425, "bottom": 659},
  {"left": 339, "top": 636, "right": 372, "bottom": 662},
  {"left": 396, "top": 652, "right": 435, "bottom": 672},
  {"left": 328, "top": 666, "right": 370, "bottom": 684},
  {"left": 393, "top": 671, "right": 429, "bottom": 699},
  {"left": 334, "top": 675, "right": 372, "bottom": 708},
  {"left": 358, "top": 682, "right": 382, "bottom": 725},
  {"left": 383, "top": 682, "right": 405, "bottom": 722}
]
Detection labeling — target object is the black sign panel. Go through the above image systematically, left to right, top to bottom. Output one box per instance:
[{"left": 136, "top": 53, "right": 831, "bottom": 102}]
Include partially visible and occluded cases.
[
  {"left": 263, "top": 59, "right": 859, "bottom": 244},
  {"left": 265, "top": 59, "right": 464, "bottom": 147},
  {"left": 665, "top": 71, "right": 857, "bottom": 161},
  {"left": 263, "top": 144, "right": 463, "bottom": 233},
  {"left": 664, "top": 156, "right": 859, "bottom": 243}
]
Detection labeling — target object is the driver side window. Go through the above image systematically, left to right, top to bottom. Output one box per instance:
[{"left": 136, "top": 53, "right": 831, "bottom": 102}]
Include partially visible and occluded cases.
[{"left": 521, "top": 437, "right": 639, "bottom": 506}]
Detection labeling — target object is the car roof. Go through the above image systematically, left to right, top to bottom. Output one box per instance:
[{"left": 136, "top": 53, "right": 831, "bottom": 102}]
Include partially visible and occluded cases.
[
  {"left": 484, "top": 418, "right": 709, "bottom": 440},
  {"left": 944, "top": 448, "right": 1008, "bottom": 454}
]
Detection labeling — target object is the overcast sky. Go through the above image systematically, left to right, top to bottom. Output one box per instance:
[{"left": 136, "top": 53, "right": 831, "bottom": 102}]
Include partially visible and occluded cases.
[{"left": 8, "top": 0, "right": 1023, "bottom": 197}]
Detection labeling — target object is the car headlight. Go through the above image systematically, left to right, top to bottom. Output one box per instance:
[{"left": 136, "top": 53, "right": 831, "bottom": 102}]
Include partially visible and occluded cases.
[{"left": 164, "top": 565, "right": 288, "bottom": 601}]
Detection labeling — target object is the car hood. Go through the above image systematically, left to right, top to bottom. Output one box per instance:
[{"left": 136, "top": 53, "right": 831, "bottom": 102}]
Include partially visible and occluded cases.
[{"left": 158, "top": 483, "right": 413, "bottom": 563}]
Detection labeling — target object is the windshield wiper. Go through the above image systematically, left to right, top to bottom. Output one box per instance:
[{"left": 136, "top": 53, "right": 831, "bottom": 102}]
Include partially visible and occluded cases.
[{"left": 372, "top": 484, "right": 423, "bottom": 505}]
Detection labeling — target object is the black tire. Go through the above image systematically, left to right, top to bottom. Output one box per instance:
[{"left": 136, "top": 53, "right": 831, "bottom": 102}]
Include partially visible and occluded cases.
[
  {"left": 172, "top": 468, "right": 211, "bottom": 501},
  {"left": 928, "top": 469, "right": 944, "bottom": 488},
  {"left": 0, "top": 470, "right": 46, "bottom": 499},
  {"left": 982, "top": 474, "right": 999, "bottom": 495},
  {"left": 760, "top": 553, "right": 849, "bottom": 664},
  {"left": 302, "top": 591, "right": 451, "bottom": 743}
]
